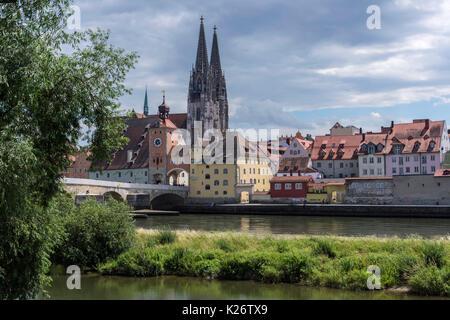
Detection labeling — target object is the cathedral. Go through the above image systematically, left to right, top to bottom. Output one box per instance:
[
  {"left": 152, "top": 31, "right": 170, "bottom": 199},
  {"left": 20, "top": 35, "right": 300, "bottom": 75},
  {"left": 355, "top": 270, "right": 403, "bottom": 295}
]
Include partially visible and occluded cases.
[{"left": 186, "top": 17, "right": 229, "bottom": 137}]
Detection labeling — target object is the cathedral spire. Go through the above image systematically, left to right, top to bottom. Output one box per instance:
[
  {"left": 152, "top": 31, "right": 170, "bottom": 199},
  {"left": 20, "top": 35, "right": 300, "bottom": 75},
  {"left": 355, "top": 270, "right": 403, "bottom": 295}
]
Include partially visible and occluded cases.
[
  {"left": 195, "top": 16, "right": 209, "bottom": 73},
  {"left": 210, "top": 25, "right": 222, "bottom": 77},
  {"left": 143, "top": 86, "right": 149, "bottom": 116}
]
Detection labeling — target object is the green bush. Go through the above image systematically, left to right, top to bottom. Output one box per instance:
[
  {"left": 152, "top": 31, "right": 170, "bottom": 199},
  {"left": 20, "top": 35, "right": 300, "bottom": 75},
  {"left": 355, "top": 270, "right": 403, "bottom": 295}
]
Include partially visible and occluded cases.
[
  {"left": 53, "top": 198, "right": 136, "bottom": 268},
  {"left": 155, "top": 226, "right": 177, "bottom": 245},
  {"left": 312, "top": 238, "right": 337, "bottom": 258},
  {"left": 421, "top": 241, "right": 446, "bottom": 268},
  {"left": 163, "top": 248, "right": 197, "bottom": 275},
  {"left": 278, "top": 252, "right": 313, "bottom": 282},
  {"left": 408, "top": 265, "right": 450, "bottom": 296}
]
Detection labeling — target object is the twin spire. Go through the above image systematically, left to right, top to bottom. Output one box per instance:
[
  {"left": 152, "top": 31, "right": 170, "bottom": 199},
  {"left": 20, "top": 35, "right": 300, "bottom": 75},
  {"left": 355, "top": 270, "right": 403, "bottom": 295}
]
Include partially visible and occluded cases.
[{"left": 195, "top": 16, "right": 222, "bottom": 76}]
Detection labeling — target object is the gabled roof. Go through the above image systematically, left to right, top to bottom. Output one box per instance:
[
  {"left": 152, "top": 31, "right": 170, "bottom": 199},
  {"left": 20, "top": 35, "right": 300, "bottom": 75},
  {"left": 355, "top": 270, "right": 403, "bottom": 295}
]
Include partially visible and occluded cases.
[
  {"left": 385, "top": 120, "right": 444, "bottom": 154},
  {"left": 359, "top": 133, "right": 387, "bottom": 154},
  {"left": 311, "top": 135, "right": 361, "bottom": 160}
]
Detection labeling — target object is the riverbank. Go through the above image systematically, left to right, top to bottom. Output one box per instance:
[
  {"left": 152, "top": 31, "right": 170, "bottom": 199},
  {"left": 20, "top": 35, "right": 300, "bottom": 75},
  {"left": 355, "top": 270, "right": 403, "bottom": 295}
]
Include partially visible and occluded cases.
[
  {"left": 179, "top": 204, "right": 450, "bottom": 218},
  {"left": 99, "top": 229, "right": 450, "bottom": 297}
]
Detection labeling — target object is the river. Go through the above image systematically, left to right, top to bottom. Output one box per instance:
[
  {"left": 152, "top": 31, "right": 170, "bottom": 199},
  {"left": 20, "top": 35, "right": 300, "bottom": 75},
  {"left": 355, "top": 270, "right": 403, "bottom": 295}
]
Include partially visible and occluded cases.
[
  {"left": 134, "top": 214, "right": 450, "bottom": 238},
  {"left": 43, "top": 274, "right": 444, "bottom": 300}
]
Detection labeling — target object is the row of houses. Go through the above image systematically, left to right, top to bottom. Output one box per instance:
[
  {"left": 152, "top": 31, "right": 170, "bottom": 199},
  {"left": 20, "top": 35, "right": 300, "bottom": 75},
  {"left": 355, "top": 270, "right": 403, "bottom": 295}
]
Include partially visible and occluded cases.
[{"left": 267, "top": 169, "right": 450, "bottom": 205}]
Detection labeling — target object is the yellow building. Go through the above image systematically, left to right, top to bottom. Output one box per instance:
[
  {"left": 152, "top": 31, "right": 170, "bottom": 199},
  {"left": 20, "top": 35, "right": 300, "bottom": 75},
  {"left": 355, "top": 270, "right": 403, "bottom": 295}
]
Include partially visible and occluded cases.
[
  {"left": 188, "top": 132, "right": 274, "bottom": 203},
  {"left": 189, "top": 163, "right": 237, "bottom": 200},
  {"left": 325, "top": 182, "right": 346, "bottom": 203},
  {"left": 306, "top": 183, "right": 328, "bottom": 203}
]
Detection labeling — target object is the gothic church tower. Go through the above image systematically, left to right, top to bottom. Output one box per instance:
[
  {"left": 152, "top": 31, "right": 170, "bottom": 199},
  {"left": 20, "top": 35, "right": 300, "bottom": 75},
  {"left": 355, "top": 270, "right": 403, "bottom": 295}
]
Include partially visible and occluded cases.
[{"left": 187, "top": 17, "right": 229, "bottom": 138}]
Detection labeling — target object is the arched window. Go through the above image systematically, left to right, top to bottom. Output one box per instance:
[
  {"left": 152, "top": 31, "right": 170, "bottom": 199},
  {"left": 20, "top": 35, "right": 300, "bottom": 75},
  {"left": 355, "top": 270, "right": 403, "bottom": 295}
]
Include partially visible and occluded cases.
[
  {"left": 429, "top": 141, "right": 436, "bottom": 149},
  {"left": 414, "top": 142, "right": 420, "bottom": 150},
  {"left": 361, "top": 144, "right": 367, "bottom": 152},
  {"left": 368, "top": 144, "right": 375, "bottom": 154},
  {"left": 377, "top": 144, "right": 383, "bottom": 152},
  {"left": 205, "top": 174, "right": 210, "bottom": 179},
  {"left": 214, "top": 180, "right": 219, "bottom": 186}
]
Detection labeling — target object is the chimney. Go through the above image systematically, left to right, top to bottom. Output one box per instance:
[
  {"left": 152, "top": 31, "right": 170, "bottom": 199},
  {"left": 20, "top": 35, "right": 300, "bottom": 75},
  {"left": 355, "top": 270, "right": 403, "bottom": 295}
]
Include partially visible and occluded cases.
[
  {"left": 425, "top": 119, "right": 430, "bottom": 130},
  {"left": 391, "top": 121, "right": 394, "bottom": 128},
  {"left": 359, "top": 127, "right": 362, "bottom": 134},
  {"left": 362, "top": 133, "right": 366, "bottom": 142},
  {"left": 127, "top": 150, "right": 133, "bottom": 163},
  {"left": 289, "top": 169, "right": 293, "bottom": 176}
]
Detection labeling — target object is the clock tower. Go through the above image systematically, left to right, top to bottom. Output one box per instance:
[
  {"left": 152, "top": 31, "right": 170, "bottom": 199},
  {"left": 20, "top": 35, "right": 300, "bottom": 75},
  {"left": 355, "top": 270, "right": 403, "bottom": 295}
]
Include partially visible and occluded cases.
[{"left": 148, "top": 93, "right": 190, "bottom": 185}]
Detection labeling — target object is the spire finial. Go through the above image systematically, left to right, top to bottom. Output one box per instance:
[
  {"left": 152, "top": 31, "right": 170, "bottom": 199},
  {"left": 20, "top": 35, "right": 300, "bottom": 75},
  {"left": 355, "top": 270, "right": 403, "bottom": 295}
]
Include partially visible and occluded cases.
[
  {"left": 200, "top": 16, "right": 204, "bottom": 23},
  {"left": 214, "top": 25, "right": 217, "bottom": 31},
  {"left": 162, "top": 89, "right": 166, "bottom": 103}
]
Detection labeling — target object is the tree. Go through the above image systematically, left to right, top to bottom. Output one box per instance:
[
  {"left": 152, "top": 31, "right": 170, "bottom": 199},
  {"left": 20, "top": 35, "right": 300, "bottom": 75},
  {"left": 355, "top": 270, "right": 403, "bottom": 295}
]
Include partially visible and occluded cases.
[{"left": 0, "top": 0, "right": 138, "bottom": 299}]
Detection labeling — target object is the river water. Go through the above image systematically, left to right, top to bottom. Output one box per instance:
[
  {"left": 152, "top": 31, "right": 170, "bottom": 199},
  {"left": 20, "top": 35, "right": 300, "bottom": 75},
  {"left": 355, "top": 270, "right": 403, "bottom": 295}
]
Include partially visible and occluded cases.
[
  {"left": 135, "top": 214, "right": 450, "bottom": 238},
  {"left": 44, "top": 274, "right": 444, "bottom": 300}
]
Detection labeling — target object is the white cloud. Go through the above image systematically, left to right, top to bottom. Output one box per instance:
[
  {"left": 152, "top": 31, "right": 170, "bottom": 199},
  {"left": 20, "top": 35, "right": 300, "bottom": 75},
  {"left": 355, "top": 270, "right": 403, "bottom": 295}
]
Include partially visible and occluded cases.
[{"left": 371, "top": 112, "right": 381, "bottom": 118}]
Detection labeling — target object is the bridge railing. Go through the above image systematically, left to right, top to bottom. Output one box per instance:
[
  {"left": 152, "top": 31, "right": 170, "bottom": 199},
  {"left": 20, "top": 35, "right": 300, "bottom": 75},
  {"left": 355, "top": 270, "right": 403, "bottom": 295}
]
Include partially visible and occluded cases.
[{"left": 62, "top": 178, "right": 188, "bottom": 191}]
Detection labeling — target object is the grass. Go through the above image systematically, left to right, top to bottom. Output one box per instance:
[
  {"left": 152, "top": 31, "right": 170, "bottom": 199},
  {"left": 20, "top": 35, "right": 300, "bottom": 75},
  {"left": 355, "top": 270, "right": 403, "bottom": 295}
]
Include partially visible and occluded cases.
[{"left": 99, "top": 230, "right": 450, "bottom": 296}]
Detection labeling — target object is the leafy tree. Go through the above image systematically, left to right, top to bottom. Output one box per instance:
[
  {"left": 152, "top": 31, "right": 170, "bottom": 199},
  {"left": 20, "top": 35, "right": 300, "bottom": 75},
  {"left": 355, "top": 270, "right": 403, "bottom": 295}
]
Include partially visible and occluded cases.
[{"left": 0, "top": 0, "right": 138, "bottom": 299}]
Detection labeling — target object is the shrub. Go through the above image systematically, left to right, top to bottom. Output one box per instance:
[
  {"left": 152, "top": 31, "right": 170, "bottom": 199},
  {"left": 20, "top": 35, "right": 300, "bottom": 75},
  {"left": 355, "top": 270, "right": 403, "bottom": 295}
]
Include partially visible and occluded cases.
[
  {"left": 53, "top": 198, "right": 136, "bottom": 268},
  {"left": 155, "top": 226, "right": 177, "bottom": 245},
  {"left": 215, "top": 238, "right": 235, "bottom": 252},
  {"left": 312, "top": 238, "right": 337, "bottom": 258},
  {"left": 421, "top": 241, "right": 446, "bottom": 268},
  {"left": 163, "top": 248, "right": 197, "bottom": 275},
  {"left": 279, "top": 252, "right": 313, "bottom": 283},
  {"left": 260, "top": 265, "right": 282, "bottom": 283},
  {"left": 409, "top": 265, "right": 450, "bottom": 296}
]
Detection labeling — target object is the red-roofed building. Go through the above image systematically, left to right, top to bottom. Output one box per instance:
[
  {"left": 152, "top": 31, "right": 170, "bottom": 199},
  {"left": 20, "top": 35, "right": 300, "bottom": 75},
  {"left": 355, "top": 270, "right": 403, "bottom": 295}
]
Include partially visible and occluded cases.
[
  {"left": 385, "top": 119, "right": 450, "bottom": 176},
  {"left": 358, "top": 132, "right": 388, "bottom": 177},
  {"left": 311, "top": 134, "right": 361, "bottom": 178},
  {"left": 63, "top": 151, "right": 92, "bottom": 179},
  {"left": 270, "top": 175, "right": 313, "bottom": 199}
]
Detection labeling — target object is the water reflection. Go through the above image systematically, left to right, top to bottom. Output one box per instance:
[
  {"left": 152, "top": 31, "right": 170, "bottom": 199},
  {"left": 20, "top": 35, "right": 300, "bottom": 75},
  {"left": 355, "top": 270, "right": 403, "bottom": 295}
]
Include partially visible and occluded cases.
[
  {"left": 135, "top": 214, "right": 450, "bottom": 238},
  {"left": 42, "top": 275, "right": 443, "bottom": 300}
]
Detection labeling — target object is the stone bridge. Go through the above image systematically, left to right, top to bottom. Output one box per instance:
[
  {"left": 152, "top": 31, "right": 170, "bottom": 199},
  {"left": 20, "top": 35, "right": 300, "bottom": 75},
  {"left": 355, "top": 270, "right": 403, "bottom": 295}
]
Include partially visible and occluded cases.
[{"left": 63, "top": 178, "right": 188, "bottom": 210}]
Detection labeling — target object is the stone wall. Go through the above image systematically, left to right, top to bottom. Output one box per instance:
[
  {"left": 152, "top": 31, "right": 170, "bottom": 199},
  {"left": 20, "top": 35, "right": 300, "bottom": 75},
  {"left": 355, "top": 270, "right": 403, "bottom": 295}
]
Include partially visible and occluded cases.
[
  {"left": 393, "top": 175, "right": 450, "bottom": 205},
  {"left": 345, "top": 178, "right": 393, "bottom": 204}
]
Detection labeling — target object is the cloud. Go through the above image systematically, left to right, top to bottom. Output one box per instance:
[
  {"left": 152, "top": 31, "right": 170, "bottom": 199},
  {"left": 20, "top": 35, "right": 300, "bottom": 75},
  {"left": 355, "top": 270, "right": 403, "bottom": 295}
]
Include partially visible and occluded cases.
[{"left": 371, "top": 112, "right": 381, "bottom": 118}]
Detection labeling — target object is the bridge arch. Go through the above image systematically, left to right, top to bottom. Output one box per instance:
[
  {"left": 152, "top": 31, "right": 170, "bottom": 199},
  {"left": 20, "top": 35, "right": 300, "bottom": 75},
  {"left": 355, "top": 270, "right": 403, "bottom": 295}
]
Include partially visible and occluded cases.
[
  {"left": 103, "top": 191, "right": 125, "bottom": 202},
  {"left": 151, "top": 193, "right": 184, "bottom": 210}
]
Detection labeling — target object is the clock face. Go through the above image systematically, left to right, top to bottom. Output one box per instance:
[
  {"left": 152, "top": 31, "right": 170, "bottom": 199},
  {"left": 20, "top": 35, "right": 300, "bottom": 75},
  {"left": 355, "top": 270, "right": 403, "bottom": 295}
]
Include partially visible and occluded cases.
[{"left": 153, "top": 137, "right": 162, "bottom": 147}]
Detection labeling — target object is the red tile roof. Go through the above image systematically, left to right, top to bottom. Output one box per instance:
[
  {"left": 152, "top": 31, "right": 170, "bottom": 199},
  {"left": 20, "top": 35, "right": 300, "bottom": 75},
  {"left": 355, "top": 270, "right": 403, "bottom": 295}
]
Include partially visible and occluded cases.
[
  {"left": 385, "top": 119, "right": 444, "bottom": 154},
  {"left": 358, "top": 132, "right": 388, "bottom": 154},
  {"left": 311, "top": 134, "right": 362, "bottom": 160},
  {"left": 434, "top": 169, "right": 450, "bottom": 177},
  {"left": 270, "top": 176, "right": 313, "bottom": 183}
]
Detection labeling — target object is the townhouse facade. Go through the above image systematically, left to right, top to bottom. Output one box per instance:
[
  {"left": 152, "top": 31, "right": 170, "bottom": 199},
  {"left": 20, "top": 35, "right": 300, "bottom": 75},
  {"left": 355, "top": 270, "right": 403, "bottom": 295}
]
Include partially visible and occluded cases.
[{"left": 358, "top": 133, "right": 388, "bottom": 177}]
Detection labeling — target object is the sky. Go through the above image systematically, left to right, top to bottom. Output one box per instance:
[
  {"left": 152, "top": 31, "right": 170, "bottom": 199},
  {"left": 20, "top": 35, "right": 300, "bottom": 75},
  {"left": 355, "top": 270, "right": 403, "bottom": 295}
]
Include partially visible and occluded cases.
[{"left": 72, "top": 0, "right": 450, "bottom": 137}]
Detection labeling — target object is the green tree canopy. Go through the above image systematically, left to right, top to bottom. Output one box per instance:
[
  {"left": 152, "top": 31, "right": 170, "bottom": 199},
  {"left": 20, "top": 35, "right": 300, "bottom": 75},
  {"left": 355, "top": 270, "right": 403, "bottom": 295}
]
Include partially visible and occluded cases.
[{"left": 0, "top": 0, "right": 138, "bottom": 299}]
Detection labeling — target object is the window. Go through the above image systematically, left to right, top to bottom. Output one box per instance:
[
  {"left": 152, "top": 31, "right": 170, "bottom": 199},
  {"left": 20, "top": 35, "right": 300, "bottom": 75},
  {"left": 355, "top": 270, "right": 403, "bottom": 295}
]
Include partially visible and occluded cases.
[
  {"left": 430, "top": 141, "right": 436, "bottom": 149},
  {"left": 414, "top": 142, "right": 420, "bottom": 149},
  {"left": 361, "top": 144, "right": 367, "bottom": 152},
  {"left": 377, "top": 144, "right": 383, "bottom": 152},
  {"left": 368, "top": 145, "right": 375, "bottom": 154},
  {"left": 393, "top": 145, "right": 402, "bottom": 154},
  {"left": 431, "top": 155, "right": 436, "bottom": 161},
  {"left": 405, "top": 156, "right": 410, "bottom": 162},
  {"left": 414, "top": 156, "right": 419, "bottom": 162},
  {"left": 422, "top": 156, "right": 427, "bottom": 164},
  {"left": 369, "top": 157, "right": 374, "bottom": 164},
  {"left": 377, "top": 157, "right": 382, "bottom": 164},
  {"left": 392, "top": 157, "right": 397, "bottom": 163},
  {"left": 399, "top": 157, "right": 403, "bottom": 165},
  {"left": 363, "top": 158, "right": 367, "bottom": 164},
  {"left": 317, "top": 162, "right": 322, "bottom": 168},
  {"left": 328, "top": 163, "right": 332, "bottom": 168},
  {"left": 340, "top": 163, "right": 344, "bottom": 168},
  {"left": 350, "top": 163, "right": 354, "bottom": 168},
  {"left": 206, "top": 165, "right": 210, "bottom": 169},
  {"left": 414, "top": 166, "right": 419, "bottom": 173},
  {"left": 422, "top": 166, "right": 427, "bottom": 174},
  {"left": 431, "top": 166, "right": 436, "bottom": 173},
  {"left": 399, "top": 167, "right": 404, "bottom": 175},
  {"left": 406, "top": 167, "right": 410, "bottom": 173},
  {"left": 214, "top": 168, "right": 219, "bottom": 174},
  {"left": 223, "top": 168, "right": 228, "bottom": 174},
  {"left": 377, "top": 168, "right": 382, "bottom": 175},
  {"left": 392, "top": 168, "right": 397, "bottom": 174},
  {"left": 192, "top": 169, "right": 195, "bottom": 174},
  {"left": 243, "top": 169, "right": 246, "bottom": 174},
  {"left": 363, "top": 169, "right": 368, "bottom": 175},
  {"left": 370, "top": 169, "right": 375, "bottom": 175},
  {"left": 145, "top": 171, "right": 148, "bottom": 176},
  {"left": 118, "top": 172, "right": 121, "bottom": 177},
  {"left": 130, "top": 172, "right": 133, "bottom": 177},
  {"left": 96, "top": 173, "right": 99, "bottom": 178},
  {"left": 107, "top": 173, "right": 110, "bottom": 178},
  {"left": 205, "top": 174, "right": 210, "bottom": 179},
  {"left": 214, "top": 180, "right": 219, "bottom": 186},
  {"left": 223, "top": 180, "right": 228, "bottom": 186},
  {"left": 274, "top": 183, "right": 282, "bottom": 190},
  {"left": 285, "top": 183, "right": 292, "bottom": 190},
  {"left": 295, "top": 183, "right": 303, "bottom": 190},
  {"left": 205, "top": 184, "right": 210, "bottom": 190},
  {"left": 196, "top": 191, "right": 201, "bottom": 195},
  {"left": 215, "top": 191, "right": 218, "bottom": 195},
  {"left": 223, "top": 191, "right": 228, "bottom": 195}
]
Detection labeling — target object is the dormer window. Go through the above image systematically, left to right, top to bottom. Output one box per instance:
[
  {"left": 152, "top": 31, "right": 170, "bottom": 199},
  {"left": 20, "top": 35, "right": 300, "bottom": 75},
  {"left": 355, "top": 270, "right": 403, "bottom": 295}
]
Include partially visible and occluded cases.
[
  {"left": 429, "top": 141, "right": 436, "bottom": 149},
  {"left": 414, "top": 142, "right": 420, "bottom": 150},
  {"left": 332, "top": 143, "right": 335, "bottom": 148},
  {"left": 377, "top": 143, "right": 383, "bottom": 152},
  {"left": 321, "top": 144, "right": 326, "bottom": 149},
  {"left": 339, "top": 144, "right": 344, "bottom": 149},
  {"left": 361, "top": 144, "right": 368, "bottom": 152},
  {"left": 368, "top": 144, "right": 375, "bottom": 154},
  {"left": 393, "top": 145, "right": 403, "bottom": 155},
  {"left": 329, "top": 150, "right": 334, "bottom": 157},
  {"left": 320, "top": 151, "right": 325, "bottom": 157},
  {"left": 338, "top": 151, "right": 344, "bottom": 157}
]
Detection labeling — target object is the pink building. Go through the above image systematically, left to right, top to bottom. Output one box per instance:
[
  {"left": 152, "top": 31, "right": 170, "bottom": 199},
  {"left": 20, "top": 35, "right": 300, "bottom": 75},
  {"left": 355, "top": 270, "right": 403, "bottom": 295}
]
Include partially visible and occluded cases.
[{"left": 384, "top": 120, "right": 450, "bottom": 176}]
